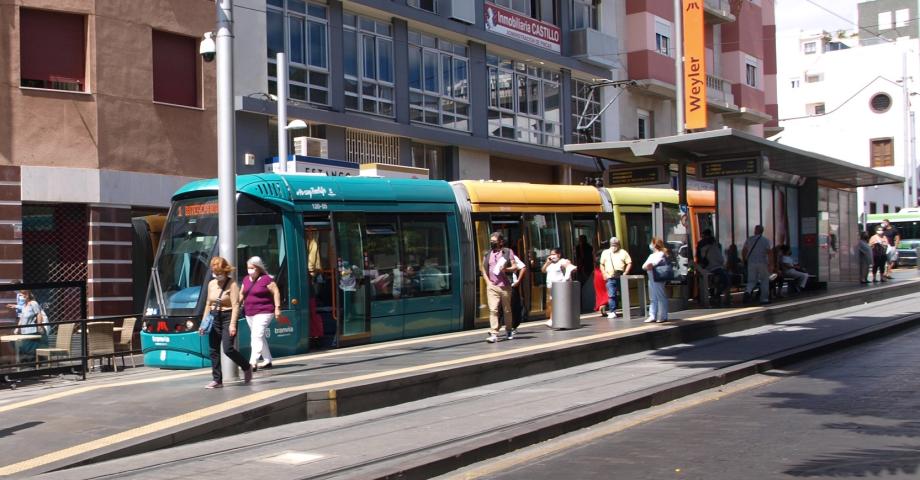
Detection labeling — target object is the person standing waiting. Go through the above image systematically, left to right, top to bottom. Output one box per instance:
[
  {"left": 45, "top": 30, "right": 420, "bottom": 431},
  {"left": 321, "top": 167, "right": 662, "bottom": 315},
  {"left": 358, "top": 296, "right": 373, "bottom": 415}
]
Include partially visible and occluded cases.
[
  {"left": 881, "top": 219, "right": 900, "bottom": 279},
  {"left": 742, "top": 225, "right": 772, "bottom": 305},
  {"left": 869, "top": 227, "right": 889, "bottom": 282},
  {"left": 481, "top": 232, "right": 526, "bottom": 343},
  {"left": 857, "top": 232, "right": 872, "bottom": 284},
  {"left": 599, "top": 237, "right": 631, "bottom": 318},
  {"left": 642, "top": 238, "right": 670, "bottom": 323},
  {"left": 241, "top": 256, "right": 281, "bottom": 372},
  {"left": 200, "top": 257, "right": 252, "bottom": 389}
]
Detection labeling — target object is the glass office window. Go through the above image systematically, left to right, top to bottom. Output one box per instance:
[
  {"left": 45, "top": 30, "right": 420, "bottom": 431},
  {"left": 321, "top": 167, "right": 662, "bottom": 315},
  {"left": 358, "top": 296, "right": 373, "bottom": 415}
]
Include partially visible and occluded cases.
[
  {"left": 571, "top": 0, "right": 598, "bottom": 30},
  {"left": 266, "top": 1, "right": 329, "bottom": 105},
  {"left": 344, "top": 14, "right": 395, "bottom": 117},
  {"left": 408, "top": 31, "right": 470, "bottom": 131},
  {"left": 487, "top": 54, "right": 561, "bottom": 147}
]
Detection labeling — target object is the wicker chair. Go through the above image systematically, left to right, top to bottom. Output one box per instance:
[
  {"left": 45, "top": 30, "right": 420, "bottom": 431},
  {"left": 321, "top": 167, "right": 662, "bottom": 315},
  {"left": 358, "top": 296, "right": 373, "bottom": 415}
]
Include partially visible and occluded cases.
[
  {"left": 114, "top": 317, "right": 137, "bottom": 369},
  {"left": 35, "top": 322, "right": 75, "bottom": 368},
  {"left": 87, "top": 322, "right": 116, "bottom": 372}
]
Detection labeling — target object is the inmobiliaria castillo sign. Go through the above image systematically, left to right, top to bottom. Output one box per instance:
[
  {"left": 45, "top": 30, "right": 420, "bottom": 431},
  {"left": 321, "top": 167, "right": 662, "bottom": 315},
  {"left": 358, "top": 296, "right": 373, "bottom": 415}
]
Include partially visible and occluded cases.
[{"left": 484, "top": 2, "right": 561, "bottom": 53}]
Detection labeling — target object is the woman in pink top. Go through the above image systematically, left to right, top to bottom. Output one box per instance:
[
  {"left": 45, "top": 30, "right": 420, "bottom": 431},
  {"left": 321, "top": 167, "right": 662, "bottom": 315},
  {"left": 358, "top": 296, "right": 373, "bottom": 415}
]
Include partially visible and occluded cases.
[{"left": 240, "top": 256, "right": 281, "bottom": 371}]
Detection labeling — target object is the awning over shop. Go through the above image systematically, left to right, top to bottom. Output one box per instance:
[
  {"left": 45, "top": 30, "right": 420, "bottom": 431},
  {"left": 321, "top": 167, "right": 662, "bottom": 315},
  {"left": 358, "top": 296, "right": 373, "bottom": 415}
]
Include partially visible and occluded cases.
[{"left": 564, "top": 129, "right": 903, "bottom": 188}]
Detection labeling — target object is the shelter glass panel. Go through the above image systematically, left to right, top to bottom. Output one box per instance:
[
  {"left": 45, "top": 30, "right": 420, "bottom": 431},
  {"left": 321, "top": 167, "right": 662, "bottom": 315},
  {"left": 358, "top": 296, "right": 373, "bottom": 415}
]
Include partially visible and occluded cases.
[
  {"left": 732, "top": 179, "right": 748, "bottom": 253},
  {"left": 746, "top": 179, "right": 761, "bottom": 236},
  {"left": 760, "top": 182, "right": 774, "bottom": 246}
]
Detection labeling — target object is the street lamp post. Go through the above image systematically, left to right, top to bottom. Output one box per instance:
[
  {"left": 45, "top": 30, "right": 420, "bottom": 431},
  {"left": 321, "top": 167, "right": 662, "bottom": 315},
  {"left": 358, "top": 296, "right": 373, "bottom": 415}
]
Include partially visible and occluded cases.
[{"left": 215, "top": 0, "right": 238, "bottom": 382}]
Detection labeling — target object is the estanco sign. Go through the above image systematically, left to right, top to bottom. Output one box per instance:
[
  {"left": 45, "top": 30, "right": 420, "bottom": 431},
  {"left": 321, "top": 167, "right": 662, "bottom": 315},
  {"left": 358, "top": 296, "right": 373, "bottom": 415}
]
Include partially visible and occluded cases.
[{"left": 484, "top": 2, "right": 561, "bottom": 53}]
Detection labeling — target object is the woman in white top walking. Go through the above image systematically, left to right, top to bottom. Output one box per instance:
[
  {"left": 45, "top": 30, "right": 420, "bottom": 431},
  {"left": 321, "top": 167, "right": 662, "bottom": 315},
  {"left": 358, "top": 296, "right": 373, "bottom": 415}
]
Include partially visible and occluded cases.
[
  {"left": 642, "top": 238, "right": 670, "bottom": 323},
  {"left": 542, "top": 248, "right": 576, "bottom": 327}
]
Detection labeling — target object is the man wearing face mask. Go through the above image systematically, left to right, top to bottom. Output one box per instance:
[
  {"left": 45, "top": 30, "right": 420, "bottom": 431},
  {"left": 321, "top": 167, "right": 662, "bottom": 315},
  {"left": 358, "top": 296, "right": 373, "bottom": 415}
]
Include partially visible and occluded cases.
[
  {"left": 481, "top": 232, "right": 526, "bottom": 343},
  {"left": 599, "top": 237, "right": 631, "bottom": 319}
]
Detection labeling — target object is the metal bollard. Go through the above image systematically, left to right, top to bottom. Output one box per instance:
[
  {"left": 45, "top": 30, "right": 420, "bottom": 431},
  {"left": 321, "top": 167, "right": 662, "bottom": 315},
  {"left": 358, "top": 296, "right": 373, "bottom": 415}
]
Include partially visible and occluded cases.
[
  {"left": 620, "top": 275, "right": 648, "bottom": 322},
  {"left": 550, "top": 281, "right": 581, "bottom": 329}
]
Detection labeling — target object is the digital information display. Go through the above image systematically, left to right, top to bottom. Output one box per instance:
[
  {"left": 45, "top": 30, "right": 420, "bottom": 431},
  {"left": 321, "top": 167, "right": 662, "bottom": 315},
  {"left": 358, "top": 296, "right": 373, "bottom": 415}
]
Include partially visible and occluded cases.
[
  {"left": 698, "top": 157, "right": 762, "bottom": 180},
  {"left": 605, "top": 164, "right": 667, "bottom": 187}
]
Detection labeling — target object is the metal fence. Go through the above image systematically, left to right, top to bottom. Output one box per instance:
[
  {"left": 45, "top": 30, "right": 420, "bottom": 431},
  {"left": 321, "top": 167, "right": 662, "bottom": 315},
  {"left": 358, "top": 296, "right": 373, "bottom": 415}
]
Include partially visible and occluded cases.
[{"left": 0, "top": 282, "right": 141, "bottom": 385}]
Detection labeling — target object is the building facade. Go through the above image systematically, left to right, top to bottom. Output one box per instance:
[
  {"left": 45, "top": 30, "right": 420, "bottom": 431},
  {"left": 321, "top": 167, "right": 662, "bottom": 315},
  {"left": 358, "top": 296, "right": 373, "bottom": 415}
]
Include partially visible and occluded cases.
[
  {"left": 0, "top": 0, "right": 216, "bottom": 319},
  {"left": 776, "top": 0, "right": 919, "bottom": 216}
]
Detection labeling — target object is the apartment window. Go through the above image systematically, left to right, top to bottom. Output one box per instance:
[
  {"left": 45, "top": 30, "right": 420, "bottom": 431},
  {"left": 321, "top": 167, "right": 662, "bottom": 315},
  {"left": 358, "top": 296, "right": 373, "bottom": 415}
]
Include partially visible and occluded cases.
[
  {"left": 408, "top": 0, "right": 437, "bottom": 13},
  {"left": 494, "top": 0, "right": 556, "bottom": 24},
  {"left": 494, "top": 0, "right": 530, "bottom": 15},
  {"left": 572, "top": 0, "right": 599, "bottom": 30},
  {"left": 267, "top": 1, "right": 330, "bottom": 106},
  {"left": 19, "top": 8, "right": 86, "bottom": 92},
  {"left": 896, "top": 9, "right": 910, "bottom": 28},
  {"left": 878, "top": 11, "right": 893, "bottom": 30},
  {"left": 344, "top": 14, "right": 395, "bottom": 117},
  {"left": 655, "top": 20, "right": 672, "bottom": 56},
  {"left": 152, "top": 31, "right": 199, "bottom": 107},
  {"left": 408, "top": 31, "right": 470, "bottom": 131},
  {"left": 803, "top": 42, "right": 816, "bottom": 54},
  {"left": 487, "top": 54, "right": 561, "bottom": 147},
  {"left": 745, "top": 60, "right": 758, "bottom": 88},
  {"left": 805, "top": 73, "right": 823, "bottom": 83},
  {"left": 790, "top": 78, "right": 801, "bottom": 88},
  {"left": 572, "top": 79, "right": 601, "bottom": 143},
  {"left": 870, "top": 92, "right": 892, "bottom": 113},
  {"left": 807, "top": 102, "right": 825, "bottom": 116},
  {"left": 637, "top": 109, "right": 652, "bottom": 139},
  {"left": 870, "top": 137, "right": 894, "bottom": 168},
  {"left": 411, "top": 143, "right": 449, "bottom": 180},
  {"left": 869, "top": 202, "right": 878, "bottom": 214},
  {"left": 883, "top": 204, "right": 890, "bottom": 213}
]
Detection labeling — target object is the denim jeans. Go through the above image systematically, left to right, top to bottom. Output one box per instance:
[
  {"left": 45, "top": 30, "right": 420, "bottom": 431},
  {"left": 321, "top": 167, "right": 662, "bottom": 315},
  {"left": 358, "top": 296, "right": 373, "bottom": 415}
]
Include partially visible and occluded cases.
[{"left": 605, "top": 277, "right": 620, "bottom": 312}]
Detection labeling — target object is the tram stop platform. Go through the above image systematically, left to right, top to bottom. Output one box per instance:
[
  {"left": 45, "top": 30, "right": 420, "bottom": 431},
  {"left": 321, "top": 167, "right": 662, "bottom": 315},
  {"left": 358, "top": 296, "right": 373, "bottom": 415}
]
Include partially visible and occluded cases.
[{"left": 2, "top": 274, "right": 920, "bottom": 478}]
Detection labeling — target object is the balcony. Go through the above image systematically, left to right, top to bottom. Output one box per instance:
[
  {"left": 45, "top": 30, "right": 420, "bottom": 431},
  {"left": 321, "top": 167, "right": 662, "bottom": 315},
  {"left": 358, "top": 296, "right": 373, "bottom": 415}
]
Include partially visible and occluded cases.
[
  {"left": 704, "top": 0, "right": 735, "bottom": 24},
  {"left": 569, "top": 28, "right": 623, "bottom": 70},
  {"left": 705, "top": 74, "right": 738, "bottom": 113}
]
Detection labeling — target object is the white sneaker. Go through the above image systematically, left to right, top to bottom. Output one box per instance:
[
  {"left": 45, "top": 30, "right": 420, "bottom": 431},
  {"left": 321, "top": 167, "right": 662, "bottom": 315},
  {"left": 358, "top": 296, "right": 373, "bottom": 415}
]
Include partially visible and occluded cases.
[
  {"left": 606, "top": 311, "right": 618, "bottom": 319},
  {"left": 644, "top": 316, "right": 656, "bottom": 323},
  {"left": 545, "top": 319, "right": 553, "bottom": 327},
  {"left": 486, "top": 334, "right": 498, "bottom": 343}
]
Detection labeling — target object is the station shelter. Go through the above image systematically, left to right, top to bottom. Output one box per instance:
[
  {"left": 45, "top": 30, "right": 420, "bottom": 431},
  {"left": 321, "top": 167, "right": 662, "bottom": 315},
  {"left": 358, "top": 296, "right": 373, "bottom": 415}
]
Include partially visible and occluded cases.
[{"left": 565, "top": 129, "right": 903, "bottom": 287}]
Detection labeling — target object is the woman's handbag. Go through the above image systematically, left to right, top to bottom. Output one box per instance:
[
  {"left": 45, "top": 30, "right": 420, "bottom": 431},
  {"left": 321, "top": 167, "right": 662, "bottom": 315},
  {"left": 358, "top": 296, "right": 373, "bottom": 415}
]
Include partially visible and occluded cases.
[
  {"left": 652, "top": 258, "right": 675, "bottom": 282},
  {"left": 199, "top": 312, "right": 215, "bottom": 335}
]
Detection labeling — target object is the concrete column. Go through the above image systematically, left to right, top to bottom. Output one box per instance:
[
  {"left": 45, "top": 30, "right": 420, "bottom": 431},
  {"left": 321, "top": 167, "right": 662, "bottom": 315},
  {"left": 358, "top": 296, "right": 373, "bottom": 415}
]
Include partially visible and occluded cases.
[
  {"left": 328, "top": 0, "right": 345, "bottom": 113},
  {"left": 558, "top": 0, "right": 571, "bottom": 56},
  {"left": 393, "top": 18, "right": 411, "bottom": 125},
  {"left": 468, "top": 41, "right": 489, "bottom": 139},
  {"left": 561, "top": 69, "right": 573, "bottom": 145},
  {"left": 327, "top": 126, "right": 347, "bottom": 162},
  {"left": 399, "top": 137, "right": 413, "bottom": 167},
  {"left": 457, "top": 148, "right": 490, "bottom": 180},
  {"left": 555, "top": 165, "right": 573, "bottom": 185},
  {"left": 0, "top": 166, "right": 22, "bottom": 323},
  {"left": 87, "top": 205, "right": 134, "bottom": 318}
]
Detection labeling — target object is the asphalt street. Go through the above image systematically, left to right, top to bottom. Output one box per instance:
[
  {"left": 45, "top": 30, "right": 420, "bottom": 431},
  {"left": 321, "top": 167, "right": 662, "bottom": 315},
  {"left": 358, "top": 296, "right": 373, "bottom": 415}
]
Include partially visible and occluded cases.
[{"left": 471, "top": 322, "right": 920, "bottom": 479}]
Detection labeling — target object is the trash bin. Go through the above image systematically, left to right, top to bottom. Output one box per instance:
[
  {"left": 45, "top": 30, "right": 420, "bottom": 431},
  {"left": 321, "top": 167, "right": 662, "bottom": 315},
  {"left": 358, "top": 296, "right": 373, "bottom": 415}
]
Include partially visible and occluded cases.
[{"left": 550, "top": 280, "right": 581, "bottom": 329}]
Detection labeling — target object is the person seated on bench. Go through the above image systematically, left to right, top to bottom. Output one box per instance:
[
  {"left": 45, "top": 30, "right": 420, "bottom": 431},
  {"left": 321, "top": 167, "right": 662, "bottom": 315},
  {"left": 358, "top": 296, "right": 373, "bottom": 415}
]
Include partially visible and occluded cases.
[
  {"left": 696, "top": 229, "right": 729, "bottom": 307},
  {"left": 779, "top": 245, "right": 808, "bottom": 293}
]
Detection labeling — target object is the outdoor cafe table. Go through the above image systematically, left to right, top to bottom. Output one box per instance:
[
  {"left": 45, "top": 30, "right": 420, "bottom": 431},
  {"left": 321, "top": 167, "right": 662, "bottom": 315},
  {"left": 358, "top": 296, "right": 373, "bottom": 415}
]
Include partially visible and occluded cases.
[{"left": 0, "top": 334, "right": 43, "bottom": 369}]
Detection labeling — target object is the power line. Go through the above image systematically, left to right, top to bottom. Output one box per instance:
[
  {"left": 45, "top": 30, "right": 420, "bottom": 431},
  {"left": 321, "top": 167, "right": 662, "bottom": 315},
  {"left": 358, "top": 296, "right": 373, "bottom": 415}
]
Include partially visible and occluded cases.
[{"left": 803, "top": 0, "right": 894, "bottom": 44}]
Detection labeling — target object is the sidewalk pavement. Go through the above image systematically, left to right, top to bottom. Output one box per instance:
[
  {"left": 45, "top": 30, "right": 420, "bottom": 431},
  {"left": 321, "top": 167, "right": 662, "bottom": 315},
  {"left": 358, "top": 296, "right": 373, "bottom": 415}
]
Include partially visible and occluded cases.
[
  {"left": 0, "top": 275, "right": 917, "bottom": 477},
  {"left": 35, "top": 289, "right": 920, "bottom": 480}
]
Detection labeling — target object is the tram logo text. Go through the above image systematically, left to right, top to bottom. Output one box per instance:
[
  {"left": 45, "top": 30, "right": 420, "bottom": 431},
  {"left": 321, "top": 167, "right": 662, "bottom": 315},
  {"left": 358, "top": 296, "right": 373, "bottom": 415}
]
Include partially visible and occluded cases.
[{"left": 296, "top": 187, "right": 337, "bottom": 199}]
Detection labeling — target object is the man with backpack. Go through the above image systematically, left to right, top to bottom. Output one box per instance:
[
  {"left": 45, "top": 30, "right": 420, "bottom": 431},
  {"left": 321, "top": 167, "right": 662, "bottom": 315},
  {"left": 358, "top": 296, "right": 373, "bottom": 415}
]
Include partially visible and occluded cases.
[{"left": 482, "top": 232, "right": 526, "bottom": 343}]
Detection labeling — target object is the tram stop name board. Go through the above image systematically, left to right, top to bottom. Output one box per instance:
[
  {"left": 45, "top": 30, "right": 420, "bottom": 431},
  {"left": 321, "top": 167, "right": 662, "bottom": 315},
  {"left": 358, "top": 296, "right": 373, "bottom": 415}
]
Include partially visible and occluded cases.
[{"left": 605, "top": 164, "right": 667, "bottom": 187}]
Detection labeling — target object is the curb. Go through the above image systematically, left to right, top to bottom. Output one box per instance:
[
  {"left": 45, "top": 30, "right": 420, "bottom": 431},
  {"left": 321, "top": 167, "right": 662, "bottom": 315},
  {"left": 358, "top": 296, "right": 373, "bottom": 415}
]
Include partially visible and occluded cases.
[{"left": 365, "top": 312, "right": 920, "bottom": 480}]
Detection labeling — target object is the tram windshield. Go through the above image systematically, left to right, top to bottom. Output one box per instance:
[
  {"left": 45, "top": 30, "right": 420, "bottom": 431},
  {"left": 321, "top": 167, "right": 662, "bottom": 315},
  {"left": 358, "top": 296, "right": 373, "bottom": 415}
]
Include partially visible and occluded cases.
[
  {"left": 144, "top": 195, "right": 288, "bottom": 318},
  {"left": 145, "top": 197, "right": 219, "bottom": 318}
]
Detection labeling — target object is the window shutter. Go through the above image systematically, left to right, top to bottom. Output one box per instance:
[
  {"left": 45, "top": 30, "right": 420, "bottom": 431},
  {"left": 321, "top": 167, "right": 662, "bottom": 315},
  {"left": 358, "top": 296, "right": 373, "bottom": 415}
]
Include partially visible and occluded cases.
[
  {"left": 20, "top": 8, "right": 86, "bottom": 90},
  {"left": 152, "top": 31, "right": 198, "bottom": 107}
]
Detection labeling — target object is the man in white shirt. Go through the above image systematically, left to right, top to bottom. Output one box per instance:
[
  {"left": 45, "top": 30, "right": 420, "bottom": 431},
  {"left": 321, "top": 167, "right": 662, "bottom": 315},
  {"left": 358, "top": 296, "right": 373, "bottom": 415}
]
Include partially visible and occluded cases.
[{"left": 742, "top": 225, "right": 772, "bottom": 304}]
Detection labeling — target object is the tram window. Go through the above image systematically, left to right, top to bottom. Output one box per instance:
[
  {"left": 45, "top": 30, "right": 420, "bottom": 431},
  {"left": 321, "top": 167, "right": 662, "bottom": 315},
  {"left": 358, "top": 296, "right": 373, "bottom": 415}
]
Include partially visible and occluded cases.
[
  {"left": 238, "top": 214, "right": 287, "bottom": 305},
  {"left": 401, "top": 217, "right": 451, "bottom": 296},
  {"left": 365, "top": 218, "right": 401, "bottom": 300}
]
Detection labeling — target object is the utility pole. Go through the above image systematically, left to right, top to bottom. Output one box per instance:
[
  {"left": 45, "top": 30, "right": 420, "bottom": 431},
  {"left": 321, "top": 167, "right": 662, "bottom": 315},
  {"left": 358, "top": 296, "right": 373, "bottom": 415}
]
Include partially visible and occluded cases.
[
  {"left": 216, "top": 0, "right": 239, "bottom": 382},
  {"left": 674, "top": 0, "right": 685, "bottom": 135},
  {"left": 276, "top": 52, "right": 291, "bottom": 172},
  {"left": 903, "top": 52, "right": 911, "bottom": 210}
]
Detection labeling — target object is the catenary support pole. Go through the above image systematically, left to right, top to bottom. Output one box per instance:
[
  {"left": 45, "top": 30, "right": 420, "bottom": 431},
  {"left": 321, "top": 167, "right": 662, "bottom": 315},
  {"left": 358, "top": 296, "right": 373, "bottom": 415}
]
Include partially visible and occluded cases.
[
  {"left": 216, "top": 0, "right": 239, "bottom": 382},
  {"left": 674, "top": 0, "right": 685, "bottom": 135},
  {"left": 277, "top": 52, "right": 290, "bottom": 172},
  {"left": 903, "top": 52, "right": 911, "bottom": 210}
]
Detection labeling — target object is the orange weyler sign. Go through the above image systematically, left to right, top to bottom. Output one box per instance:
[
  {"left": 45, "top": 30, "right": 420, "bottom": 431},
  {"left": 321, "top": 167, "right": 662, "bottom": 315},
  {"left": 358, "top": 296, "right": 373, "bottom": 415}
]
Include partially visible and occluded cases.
[{"left": 683, "top": 0, "right": 707, "bottom": 130}]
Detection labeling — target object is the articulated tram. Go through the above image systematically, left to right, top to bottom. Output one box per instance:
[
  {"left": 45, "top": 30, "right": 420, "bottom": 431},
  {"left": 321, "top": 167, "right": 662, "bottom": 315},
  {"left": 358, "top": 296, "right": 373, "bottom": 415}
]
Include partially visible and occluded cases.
[{"left": 140, "top": 174, "right": 714, "bottom": 369}]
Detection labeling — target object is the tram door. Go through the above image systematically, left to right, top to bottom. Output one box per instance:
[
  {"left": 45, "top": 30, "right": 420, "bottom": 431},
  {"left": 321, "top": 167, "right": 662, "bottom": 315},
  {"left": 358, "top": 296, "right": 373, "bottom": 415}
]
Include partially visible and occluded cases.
[
  {"left": 333, "top": 213, "right": 371, "bottom": 344},
  {"left": 572, "top": 215, "right": 599, "bottom": 312},
  {"left": 304, "top": 218, "right": 335, "bottom": 345}
]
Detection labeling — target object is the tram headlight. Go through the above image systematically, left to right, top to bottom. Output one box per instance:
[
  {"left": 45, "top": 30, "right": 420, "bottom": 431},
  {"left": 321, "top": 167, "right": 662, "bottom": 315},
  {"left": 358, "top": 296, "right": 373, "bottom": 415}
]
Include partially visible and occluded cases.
[
  {"left": 186, "top": 320, "right": 195, "bottom": 331},
  {"left": 142, "top": 321, "right": 149, "bottom": 332}
]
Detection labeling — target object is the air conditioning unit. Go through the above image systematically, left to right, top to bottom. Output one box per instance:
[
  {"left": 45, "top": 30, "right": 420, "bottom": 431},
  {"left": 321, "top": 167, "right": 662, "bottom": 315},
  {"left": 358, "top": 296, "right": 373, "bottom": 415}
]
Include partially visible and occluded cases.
[{"left": 293, "top": 136, "right": 328, "bottom": 158}]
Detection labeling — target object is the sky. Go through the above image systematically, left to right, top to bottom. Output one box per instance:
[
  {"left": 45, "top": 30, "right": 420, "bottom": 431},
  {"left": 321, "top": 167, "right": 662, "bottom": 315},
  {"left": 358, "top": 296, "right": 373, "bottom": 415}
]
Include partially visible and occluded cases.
[{"left": 774, "top": 0, "right": 863, "bottom": 36}]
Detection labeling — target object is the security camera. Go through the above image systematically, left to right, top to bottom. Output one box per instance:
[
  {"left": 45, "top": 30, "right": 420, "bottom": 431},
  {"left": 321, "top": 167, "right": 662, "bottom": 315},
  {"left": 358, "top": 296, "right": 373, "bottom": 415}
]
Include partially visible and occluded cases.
[{"left": 200, "top": 32, "right": 216, "bottom": 63}]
